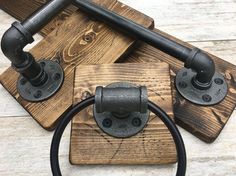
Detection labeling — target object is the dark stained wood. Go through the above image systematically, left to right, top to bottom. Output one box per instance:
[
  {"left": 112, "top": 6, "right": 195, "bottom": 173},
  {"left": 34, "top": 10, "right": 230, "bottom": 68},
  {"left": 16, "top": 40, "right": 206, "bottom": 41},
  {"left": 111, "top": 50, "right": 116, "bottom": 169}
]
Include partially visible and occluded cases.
[
  {"left": 0, "top": 0, "right": 154, "bottom": 130},
  {"left": 124, "top": 29, "right": 236, "bottom": 143},
  {"left": 70, "top": 63, "right": 176, "bottom": 164}
]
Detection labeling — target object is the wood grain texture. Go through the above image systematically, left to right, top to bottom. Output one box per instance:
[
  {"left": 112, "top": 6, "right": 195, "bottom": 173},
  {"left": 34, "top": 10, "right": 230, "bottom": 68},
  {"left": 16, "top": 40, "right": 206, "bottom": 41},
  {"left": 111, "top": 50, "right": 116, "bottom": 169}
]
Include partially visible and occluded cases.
[
  {"left": 0, "top": 0, "right": 154, "bottom": 130},
  {"left": 124, "top": 29, "right": 236, "bottom": 143},
  {"left": 70, "top": 63, "right": 176, "bottom": 164}
]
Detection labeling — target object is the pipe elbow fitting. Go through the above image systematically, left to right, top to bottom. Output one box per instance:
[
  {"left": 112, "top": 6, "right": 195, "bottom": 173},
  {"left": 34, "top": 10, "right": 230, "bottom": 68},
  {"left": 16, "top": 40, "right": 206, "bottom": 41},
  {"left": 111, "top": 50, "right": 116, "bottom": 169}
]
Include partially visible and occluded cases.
[
  {"left": 1, "top": 22, "right": 34, "bottom": 67},
  {"left": 1, "top": 22, "right": 44, "bottom": 84},
  {"left": 185, "top": 48, "right": 215, "bottom": 85}
]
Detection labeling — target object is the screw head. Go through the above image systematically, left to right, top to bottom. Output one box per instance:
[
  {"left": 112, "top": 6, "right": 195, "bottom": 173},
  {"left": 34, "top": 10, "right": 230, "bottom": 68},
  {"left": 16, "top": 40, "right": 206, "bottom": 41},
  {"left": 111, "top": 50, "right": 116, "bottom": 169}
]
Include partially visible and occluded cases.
[
  {"left": 83, "top": 34, "right": 92, "bottom": 42},
  {"left": 40, "top": 62, "right": 46, "bottom": 68},
  {"left": 53, "top": 73, "right": 61, "bottom": 81},
  {"left": 20, "top": 78, "right": 27, "bottom": 85},
  {"left": 214, "top": 78, "right": 224, "bottom": 85},
  {"left": 178, "top": 81, "right": 188, "bottom": 89},
  {"left": 34, "top": 90, "right": 42, "bottom": 99},
  {"left": 202, "top": 94, "right": 212, "bottom": 102},
  {"left": 102, "top": 118, "right": 112, "bottom": 128},
  {"left": 132, "top": 118, "right": 142, "bottom": 127}
]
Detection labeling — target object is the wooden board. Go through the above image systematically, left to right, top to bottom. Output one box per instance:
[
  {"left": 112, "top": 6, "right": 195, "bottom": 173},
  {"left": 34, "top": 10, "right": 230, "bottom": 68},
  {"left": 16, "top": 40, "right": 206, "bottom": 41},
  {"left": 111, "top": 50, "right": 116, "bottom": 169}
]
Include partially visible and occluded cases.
[
  {"left": 0, "top": 0, "right": 154, "bottom": 130},
  {"left": 1, "top": 0, "right": 235, "bottom": 143},
  {"left": 124, "top": 29, "right": 236, "bottom": 143},
  {"left": 70, "top": 63, "right": 176, "bottom": 165}
]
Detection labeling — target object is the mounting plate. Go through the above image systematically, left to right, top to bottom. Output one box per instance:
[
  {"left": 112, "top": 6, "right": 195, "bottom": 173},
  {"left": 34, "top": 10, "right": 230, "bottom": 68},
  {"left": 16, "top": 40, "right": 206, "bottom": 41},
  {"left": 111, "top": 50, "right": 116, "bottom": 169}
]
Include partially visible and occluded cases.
[
  {"left": 17, "top": 60, "right": 64, "bottom": 102},
  {"left": 175, "top": 68, "right": 228, "bottom": 106},
  {"left": 93, "top": 82, "right": 150, "bottom": 138}
]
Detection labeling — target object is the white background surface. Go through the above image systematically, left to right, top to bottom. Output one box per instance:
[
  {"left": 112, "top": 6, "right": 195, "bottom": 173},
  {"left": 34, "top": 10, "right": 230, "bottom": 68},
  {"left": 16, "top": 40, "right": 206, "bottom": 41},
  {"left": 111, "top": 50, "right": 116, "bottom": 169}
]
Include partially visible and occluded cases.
[{"left": 0, "top": 0, "right": 236, "bottom": 175}]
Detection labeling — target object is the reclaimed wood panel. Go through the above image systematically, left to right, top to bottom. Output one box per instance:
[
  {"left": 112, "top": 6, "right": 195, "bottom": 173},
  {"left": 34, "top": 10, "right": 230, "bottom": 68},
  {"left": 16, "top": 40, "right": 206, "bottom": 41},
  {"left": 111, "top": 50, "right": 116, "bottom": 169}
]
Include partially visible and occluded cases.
[
  {"left": 0, "top": 0, "right": 154, "bottom": 130},
  {"left": 124, "top": 29, "right": 236, "bottom": 143},
  {"left": 70, "top": 63, "right": 176, "bottom": 165}
]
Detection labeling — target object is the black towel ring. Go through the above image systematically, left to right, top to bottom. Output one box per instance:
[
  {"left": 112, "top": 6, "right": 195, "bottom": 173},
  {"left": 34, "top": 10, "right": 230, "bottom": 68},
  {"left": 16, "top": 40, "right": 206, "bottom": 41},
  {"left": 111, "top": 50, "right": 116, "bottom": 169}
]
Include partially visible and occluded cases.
[{"left": 50, "top": 96, "right": 187, "bottom": 176}]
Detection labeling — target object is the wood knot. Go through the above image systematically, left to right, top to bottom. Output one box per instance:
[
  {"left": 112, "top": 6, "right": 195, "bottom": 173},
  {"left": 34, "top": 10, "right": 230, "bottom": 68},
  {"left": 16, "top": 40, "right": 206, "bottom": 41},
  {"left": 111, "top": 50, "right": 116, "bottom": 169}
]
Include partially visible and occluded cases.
[
  {"left": 58, "top": 12, "right": 69, "bottom": 21},
  {"left": 83, "top": 32, "right": 96, "bottom": 43},
  {"left": 224, "top": 70, "right": 231, "bottom": 80},
  {"left": 224, "top": 70, "right": 236, "bottom": 94}
]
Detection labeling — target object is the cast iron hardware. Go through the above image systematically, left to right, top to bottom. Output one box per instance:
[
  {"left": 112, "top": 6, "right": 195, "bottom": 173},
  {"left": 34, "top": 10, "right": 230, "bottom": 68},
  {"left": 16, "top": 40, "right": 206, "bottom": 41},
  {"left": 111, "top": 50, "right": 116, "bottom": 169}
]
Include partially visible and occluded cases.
[
  {"left": 1, "top": 0, "right": 228, "bottom": 105},
  {"left": 1, "top": 0, "right": 73, "bottom": 101},
  {"left": 17, "top": 60, "right": 64, "bottom": 102},
  {"left": 175, "top": 68, "right": 228, "bottom": 105},
  {"left": 94, "top": 82, "right": 149, "bottom": 138},
  {"left": 50, "top": 85, "right": 187, "bottom": 176}
]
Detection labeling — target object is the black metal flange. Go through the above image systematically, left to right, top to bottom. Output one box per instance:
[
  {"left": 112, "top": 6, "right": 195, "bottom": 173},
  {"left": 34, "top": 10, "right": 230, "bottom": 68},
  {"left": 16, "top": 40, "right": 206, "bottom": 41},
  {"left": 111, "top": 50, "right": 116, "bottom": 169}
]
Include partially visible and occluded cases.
[
  {"left": 17, "top": 60, "right": 64, "bottom": 102},
  {"left": 175, "top": 68, "right": 228, "bottom": 105},
  {"left": 93, "top": 82, "right": 149, "bottom": 138}
]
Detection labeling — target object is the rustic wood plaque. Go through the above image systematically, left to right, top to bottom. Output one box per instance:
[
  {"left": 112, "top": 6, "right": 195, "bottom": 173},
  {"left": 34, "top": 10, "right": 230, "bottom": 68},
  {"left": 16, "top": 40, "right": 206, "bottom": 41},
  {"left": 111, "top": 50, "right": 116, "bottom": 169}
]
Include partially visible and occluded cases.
[
  {"left": 0, "top": 0, "right": 154, "bottom": 130},
  {"left": 70, "top": 63, "right": 176, "bottom": 165}
]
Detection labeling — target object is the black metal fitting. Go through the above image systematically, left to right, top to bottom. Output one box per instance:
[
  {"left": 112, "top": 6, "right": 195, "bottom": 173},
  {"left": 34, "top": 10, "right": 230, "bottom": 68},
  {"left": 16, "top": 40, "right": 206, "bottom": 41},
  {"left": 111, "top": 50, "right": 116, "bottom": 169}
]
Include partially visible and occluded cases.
[
  {"left": 1, "top": 0, "right": 72, "bottom": 101},
  {"left": 1, "top": 22, "right": 45, "bottom": 86},
  {"left": 174, "top": 47, "right": 228, "bottom": 105},
  {"left": 176, "top": 48, "right": 227, "bottom": 106},
  {"left": 185, "top": 48, "right": 215, "bottom": 87},
  {"left": 94, "top": 82, "right": 149, "bottom": 138},
  {"left": 95, "top": 85, "right": 148, "bottom": 115}
]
